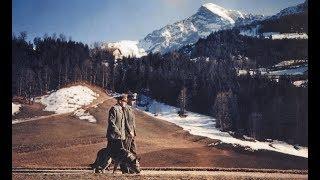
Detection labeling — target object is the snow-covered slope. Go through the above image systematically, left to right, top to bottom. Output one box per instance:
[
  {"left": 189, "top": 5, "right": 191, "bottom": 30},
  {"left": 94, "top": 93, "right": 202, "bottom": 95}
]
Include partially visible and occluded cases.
[
  {"left": 272, "top": 0, "right": 307, "bottom": 19},
  {"left": 102, "top": 1, "right": 306, "bottom": 58},
  {"left": 237, "top": 1, "right": 307, "bottom": 40},
  {"left": 103, "top": 3, "right": 263, "bottom": 57},
  {"left": 138, "top": 3, "right": 246, "bottom": 54},
  {"left": 235, "top": 14, "right": 265, "bottom": 27},
  {"left": 239, "top": 30, "right": 308, "bottom": 40},
  {"left": 270, "top": 33, "right": 308, "bottom": 40},
  {"left": 274, "top": 60, "right": 307, "bottom": 67},
  {"left": 267, "top": 66, "right": 308, "bottom": 76},
  {"left": 35, "top": 85, "right": 99, "bottom": 114},
  {"left": 137, "top": 95, "right": 308, "bottom": 158}
]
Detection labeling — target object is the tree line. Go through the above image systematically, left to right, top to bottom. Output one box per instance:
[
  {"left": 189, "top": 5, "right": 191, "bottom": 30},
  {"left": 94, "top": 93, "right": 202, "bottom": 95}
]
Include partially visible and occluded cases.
[
  {"left": 12, "top": 31, "right": 307, "bottom": 146},
  {"left": 12, "top": 32, "right": 113, "bottom": 98}
]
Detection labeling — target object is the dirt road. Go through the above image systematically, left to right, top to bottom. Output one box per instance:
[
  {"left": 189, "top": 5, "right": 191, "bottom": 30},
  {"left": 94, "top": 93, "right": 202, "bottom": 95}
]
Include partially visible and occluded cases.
[{"left": 12, "top": 168, "right": 308, "bottom": 180}]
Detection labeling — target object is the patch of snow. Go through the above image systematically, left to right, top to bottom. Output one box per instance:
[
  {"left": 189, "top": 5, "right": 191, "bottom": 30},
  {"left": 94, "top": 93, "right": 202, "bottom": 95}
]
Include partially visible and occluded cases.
[
  {"left": 235, "top": 14, "right": 265, "bottom": 26},
  {"left": 190, "top": 23, "right": 197, "bottom": 32},
  {"left": 239, "top": 25, "right": 265, "bottom": 38},
  {"left": 240, "top": 29, "right": 308, "bottom": 40},
  {"left": 162, "top": 30, "right": 172, "bottom": 38},
  {"left": 262, "top": 32, "right": 280, "bottom": 38},
  {"left": 271, "top": 33, "right": 308, "bottom": 40},
  {"left": 102, "top": 40, "right": 147, "bottom": 59},
  {"left": 275, "top": 60, "right": 307, "bottom": 67},
  {"left": 102, "top": 62, "right": 109, "bottom": 67},
  {"left": 267, "top": 66, "right": 307, "bottom": 76},
  {"left": 258, "top": 68, "right": 267, "bottom": 75},
  {"left": 237, "top": 70, "right": 248, "bottom": 76},
  {"left": 293, "top": 80, "right": 308, "bottom": 87},
  {"left": 36, "top": 85, "right": 98, "bottom": 114},
  {"left": 136, "top": 95, "right": 308, "bottom": 158},
  {"left": 12, "top": 103, "right": 21, "bottom": 115},
  {"left": 73, "top": 109, "right": 97, "bottom": 123},
  {"left": 12, "top": 115, "right": 47, "bottom": 124}
]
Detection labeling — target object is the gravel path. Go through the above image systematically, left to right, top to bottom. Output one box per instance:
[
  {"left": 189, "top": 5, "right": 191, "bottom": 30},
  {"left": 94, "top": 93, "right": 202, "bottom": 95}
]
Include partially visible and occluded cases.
[{"left": 12, "top": 169, "right": 308, "bottom": 180}]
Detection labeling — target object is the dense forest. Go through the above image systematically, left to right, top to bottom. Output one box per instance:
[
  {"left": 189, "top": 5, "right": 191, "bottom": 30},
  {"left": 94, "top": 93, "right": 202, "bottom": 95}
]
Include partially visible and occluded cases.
[
  {"left": 180, "top": 29, "right": 308, "bottom": 68},
  {"left": 12, "top": 30, "right": 308, "bottom": 146},
  {"left": 12, "top": 32, "right": 113, "bottom": 98},
  {"left": 114, "top": 52, "right": 308, "bottom": 145}
]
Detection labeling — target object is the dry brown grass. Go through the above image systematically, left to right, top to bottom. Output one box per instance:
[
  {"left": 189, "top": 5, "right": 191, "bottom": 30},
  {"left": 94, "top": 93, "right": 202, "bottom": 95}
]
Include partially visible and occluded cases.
[{"left": 12, "top": 84, "right": 308, "bottom": 170}]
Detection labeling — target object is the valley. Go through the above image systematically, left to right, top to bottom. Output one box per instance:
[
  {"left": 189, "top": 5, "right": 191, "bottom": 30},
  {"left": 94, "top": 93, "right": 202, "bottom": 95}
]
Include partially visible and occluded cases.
[{"left": 12, "top": 83, "right": 307, "bottom": 169}]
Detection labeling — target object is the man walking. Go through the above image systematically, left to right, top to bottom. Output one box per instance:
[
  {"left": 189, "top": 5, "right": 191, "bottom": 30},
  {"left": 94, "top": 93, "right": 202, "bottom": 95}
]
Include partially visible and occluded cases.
[
  {"left": 120, "top": 92, "right": 138, "bottom": 173},
  {"left": 124, "top": 92, "right": 137, "bottom": 155},
  {"left": 91, "top": 94, "right": 139, "bottom": 174},
  {"left": 106, "top": 94, "right": 128, "bottom": 159}
]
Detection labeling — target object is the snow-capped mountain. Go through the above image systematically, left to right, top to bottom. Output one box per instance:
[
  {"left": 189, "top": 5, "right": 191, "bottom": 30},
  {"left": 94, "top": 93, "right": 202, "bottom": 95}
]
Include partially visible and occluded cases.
[
  {"left": 237, "top": 0, "right": 308, "bottom": 39},
  {"left": 272, "top": 0, "right": 307, "bottom": 19},
  {"left": 103, "top": 3, "right": 263, "bottom": 59},
  {"left": 138, "top": 3, "right": 245, "bottom": 54},
  {"left": 235, "top": 14, "right": 266, "bottom": 27}
]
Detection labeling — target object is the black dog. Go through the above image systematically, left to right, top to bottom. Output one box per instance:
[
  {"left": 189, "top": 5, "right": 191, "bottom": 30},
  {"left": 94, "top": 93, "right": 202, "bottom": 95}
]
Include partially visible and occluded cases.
[
  {"left": 90, "top": 147, "right": 141, "bottom": 174},
  {"left": 90, "top": 147, "right": 112, "bottom": 173},
  {"left": 112, "top": 147, "right": 141, "bottom": 174}
]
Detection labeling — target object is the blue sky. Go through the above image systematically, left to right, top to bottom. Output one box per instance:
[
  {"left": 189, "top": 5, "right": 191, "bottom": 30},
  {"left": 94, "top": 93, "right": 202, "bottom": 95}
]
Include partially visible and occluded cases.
[{"left": 13, "top": 0, "right": 305, "bottom": 45}]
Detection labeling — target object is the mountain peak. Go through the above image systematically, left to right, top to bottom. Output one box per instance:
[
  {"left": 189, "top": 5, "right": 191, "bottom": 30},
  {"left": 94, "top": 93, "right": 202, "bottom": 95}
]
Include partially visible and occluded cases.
[
  {"left": 103, "top": 3, "right": 260, "bottom": 56},
  {"left": 200, "top": 3, "right": 236, "bottom": 24}
]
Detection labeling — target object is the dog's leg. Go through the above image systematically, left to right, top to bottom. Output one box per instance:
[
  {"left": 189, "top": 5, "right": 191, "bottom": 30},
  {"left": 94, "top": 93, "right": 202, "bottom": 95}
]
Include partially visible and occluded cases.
[
  {"left": 101, "top": 158, "right": 112, "bottom": 173},
  {"left": 113, "top": 161, "right": 119, "bottom": 173}
]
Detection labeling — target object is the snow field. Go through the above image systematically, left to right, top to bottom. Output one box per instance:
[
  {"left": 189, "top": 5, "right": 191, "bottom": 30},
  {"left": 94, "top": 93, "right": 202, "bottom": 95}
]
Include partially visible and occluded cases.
[
  {"left": 240, "top": 29, "right": 308, "bottom": 40},
  {"left": 271, "top": 33, "right": 308, "bottom": 40},
  {"left": 36, "top": 85, "right": 99, "bottom": 114},
  {"left": 137, "top": 96, "right": 308, "bottom": 158}
]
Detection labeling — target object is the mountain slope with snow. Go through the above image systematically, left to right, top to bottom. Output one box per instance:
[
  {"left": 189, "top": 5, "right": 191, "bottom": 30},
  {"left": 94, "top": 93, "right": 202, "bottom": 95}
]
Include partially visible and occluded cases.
[
  {"left": 237, "top": 0, "right": 307, "bottom": 38},
  {"left": 272, "top": 0, "right": 308, "bottom": 19},
  {"left": 102, "top": 1, "right": 306, "bottom": 58},
  {"left": 103, "top": 3, "right": 263, "bottom": 58},
  {"left": 138, "top": 3, "right": 247, "bottom": 54},
  {"left": 137, "top": 95, "right": 308, "bottom": 158}
]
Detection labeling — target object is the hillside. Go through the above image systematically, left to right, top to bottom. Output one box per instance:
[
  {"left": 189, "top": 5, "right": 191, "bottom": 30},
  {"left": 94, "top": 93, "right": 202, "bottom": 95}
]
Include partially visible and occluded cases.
[{"left": 12, "top": 84, "right": 307, "bottom": 169}]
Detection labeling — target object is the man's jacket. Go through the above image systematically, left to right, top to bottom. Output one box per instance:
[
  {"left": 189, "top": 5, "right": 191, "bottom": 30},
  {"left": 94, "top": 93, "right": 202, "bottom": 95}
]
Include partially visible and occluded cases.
[
  {"left": 106, "top": 104, "right": 126, "bottom": 140},
  {"left": 124, "top": 105, "right": 136, "bottom": 138}
]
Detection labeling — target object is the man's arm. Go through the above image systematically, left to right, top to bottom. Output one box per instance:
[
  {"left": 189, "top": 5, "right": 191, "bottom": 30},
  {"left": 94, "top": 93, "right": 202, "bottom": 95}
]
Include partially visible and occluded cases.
[
  {"left": 108, "top": 107, "right": 122, "bottom": 137},
  {"left": 125, "top": 107, "right": 136, "bottom": 137},
  {"left": 132, "top": 110, "right": 136, "bottom": 137}
]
